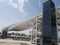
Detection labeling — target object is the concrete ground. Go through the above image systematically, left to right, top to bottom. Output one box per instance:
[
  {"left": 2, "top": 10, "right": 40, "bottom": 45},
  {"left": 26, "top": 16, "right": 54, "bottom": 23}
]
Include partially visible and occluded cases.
[
  {"left": 0, "top": 39, "right": 32, "bottom": 45},
  {"left": 0, "top": 39, "right": 60, "bottom": 45},
  {"left": 59, "top": 43, "right": 60, "bottom": 45}
]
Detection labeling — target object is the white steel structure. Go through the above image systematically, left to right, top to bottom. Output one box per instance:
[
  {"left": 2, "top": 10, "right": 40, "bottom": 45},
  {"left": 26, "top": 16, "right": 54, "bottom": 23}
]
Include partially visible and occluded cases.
[
  {"left": 2, "top": 7, "right": 60, "bottom": 45},
  {"left": 31, "top": 15, "right": 42, "bottom": 45}
]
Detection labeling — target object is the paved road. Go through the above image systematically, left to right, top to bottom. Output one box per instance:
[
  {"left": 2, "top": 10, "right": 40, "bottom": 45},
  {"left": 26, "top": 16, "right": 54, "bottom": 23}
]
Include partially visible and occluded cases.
[
  {"left": 0, "top": 39, "right": 32, "bottom": 45},
  {"left": 1, "top": 39, "right": 60, "bottom": 45}
]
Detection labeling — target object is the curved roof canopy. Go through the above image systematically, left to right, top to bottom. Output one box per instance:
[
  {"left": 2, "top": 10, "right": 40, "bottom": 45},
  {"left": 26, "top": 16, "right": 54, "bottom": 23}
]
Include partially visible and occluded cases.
[
  {"left": 2, "top": 7, "right": 60, "bottom": 31},
  {"left": 2, "top": 13, "right": 42, "bottom": 31}
]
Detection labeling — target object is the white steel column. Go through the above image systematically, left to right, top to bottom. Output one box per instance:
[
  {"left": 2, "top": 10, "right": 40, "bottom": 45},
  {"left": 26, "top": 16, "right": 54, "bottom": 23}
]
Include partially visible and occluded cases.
[
  {"left": 36, "top": 18, "right": 37, "bottom": 45},
  {"left": 31, "top": 21, "right": 33, "bottom": 43}
]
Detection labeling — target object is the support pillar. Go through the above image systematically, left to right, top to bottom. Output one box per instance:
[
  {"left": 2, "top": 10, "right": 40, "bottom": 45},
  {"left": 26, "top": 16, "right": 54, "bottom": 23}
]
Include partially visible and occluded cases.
[{"left": 1, "top": 30, "right": 8, "bottom": 39}]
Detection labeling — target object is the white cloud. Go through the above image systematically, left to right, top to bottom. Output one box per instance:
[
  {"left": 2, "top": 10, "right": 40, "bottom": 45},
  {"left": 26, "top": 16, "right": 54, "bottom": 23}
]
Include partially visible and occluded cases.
[
  {"left": 0, "top": 0, "right": 29, "bottom": 15},
  {"left": 0, "top": 0, "right": 3, "bottom": 2},
  {"left": 0, "top": 0, "right": 6, "bottom": 2},
  {"left": 4, "top": 0, "right": 6, "bottom": 2},
  {"left": 8, "top": 0, "right": 18, "bottom": 8},
  {"left": 9, "top": 0, "right": 29, "bottom": 15},
  {"left": 9, "top": 0, "right": 12, "bottom": 3},
  {"left": 17, "top": 0, "right": 28, "bottom": 14},
  {"left": 17, "top": 0, "right": 25, "bottom": 13},
  {"left": 25, "top": 0, "right": 28, "bottom": 2},
  {"left": 38, "top": 0, "right": 42, "bottom": 7},
  {"left": 38, "top": 0, "right": 40, "bottom": 6},
  {"left": 38, "top": 0, "right": 40, "bottom": 1},
  {"left": 9, "top": 2, "right": 18, "bottom": 8},
  {"left": 11, "top": 3, "right": 18, "bottom": 8},
  {"left": 19, "top": 7, "right": 24, "bottom": 13},
  {"left": 24, "top": 12, "right": 28, "bottom": 15}
]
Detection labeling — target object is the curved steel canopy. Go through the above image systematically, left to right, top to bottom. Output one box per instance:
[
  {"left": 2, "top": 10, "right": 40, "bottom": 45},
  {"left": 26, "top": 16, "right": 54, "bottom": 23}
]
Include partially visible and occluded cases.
[{"left": 2, "top": 7, "right": 60, "bottom": 31}]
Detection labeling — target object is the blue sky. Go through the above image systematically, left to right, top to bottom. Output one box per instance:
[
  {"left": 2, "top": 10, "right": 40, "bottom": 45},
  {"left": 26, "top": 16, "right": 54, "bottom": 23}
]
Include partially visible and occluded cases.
[
  {"left": 0, "top": 0, "right": 60, "bottom": 36},
  {"left": 0, "top": 0, "right": 42, "bottom": 30},
  {"left": 0, "top": 0, "right": 59, "bottom": 29}
]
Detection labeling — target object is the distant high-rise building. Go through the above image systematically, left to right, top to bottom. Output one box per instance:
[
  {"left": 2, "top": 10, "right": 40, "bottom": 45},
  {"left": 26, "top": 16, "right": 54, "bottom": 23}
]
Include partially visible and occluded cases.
[{"left": 43, "top": 0, "right": 58, "bottom": 45}]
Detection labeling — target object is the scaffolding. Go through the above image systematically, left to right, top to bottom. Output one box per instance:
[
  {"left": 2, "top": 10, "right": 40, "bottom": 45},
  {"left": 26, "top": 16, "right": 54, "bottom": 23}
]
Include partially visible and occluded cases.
[{"left": 31, "top": 15, "right": 42, "bottom": 45}]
